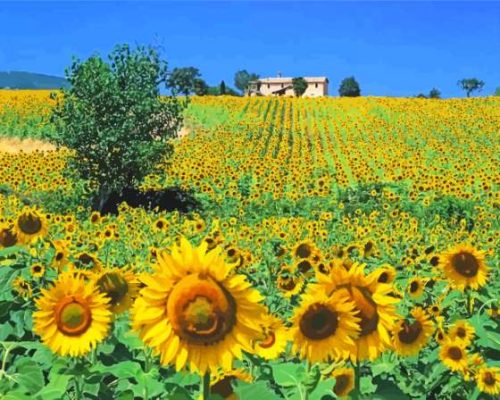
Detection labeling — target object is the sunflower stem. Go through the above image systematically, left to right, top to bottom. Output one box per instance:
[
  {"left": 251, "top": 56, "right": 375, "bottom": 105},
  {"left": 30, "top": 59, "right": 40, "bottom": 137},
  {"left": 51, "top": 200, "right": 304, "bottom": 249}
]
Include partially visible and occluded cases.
[
  {"left": 466, "top": 289, "right": 473, "bottom": 317},
  {"left": 354, "top": 361, "right": 361, "bottom": 399},
  {"left": 202, "top": 371, "right": 210, "bottom": 400}
]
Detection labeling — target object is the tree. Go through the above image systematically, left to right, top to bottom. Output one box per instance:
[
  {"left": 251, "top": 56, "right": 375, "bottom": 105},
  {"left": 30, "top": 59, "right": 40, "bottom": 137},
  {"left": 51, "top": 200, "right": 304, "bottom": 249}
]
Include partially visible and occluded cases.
[
  {"left": 50, "top": 44, "right": 186, "bottom": 211},
  {"left": 167, "top": 67, "right": 201, "bottom": 95},
  {"left": 234, "top": 70, "right": 259, "bottom": 93},
  {"left": 339, "top": 76, "right": 361, "bottom": 97},
  {"left": 292, "top": 77, "right": 308, "bottom": 97},
  {"left": 193, "top": 78, "right": 208, "bottom": 96},
  {"left": 457, "top": 78, "right": 485, "bottom": 97},
  {"left": 220, "top": 80, "right": 226, "bottom": 95},
  {"left": 494, "top": 87, "right": 500, "bottom": 96},
  {"left": 429, "top": 88, "right": 441, "bottom": 99},
  {"left": 415, "top": 93, "right": 428, "bottom": 99}
]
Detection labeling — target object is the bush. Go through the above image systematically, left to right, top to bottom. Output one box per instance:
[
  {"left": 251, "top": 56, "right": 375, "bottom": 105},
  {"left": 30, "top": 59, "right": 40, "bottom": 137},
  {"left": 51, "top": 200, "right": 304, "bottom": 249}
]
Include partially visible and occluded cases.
[{"left": 50, "top": 44, "right": 186, "bottom": 211}]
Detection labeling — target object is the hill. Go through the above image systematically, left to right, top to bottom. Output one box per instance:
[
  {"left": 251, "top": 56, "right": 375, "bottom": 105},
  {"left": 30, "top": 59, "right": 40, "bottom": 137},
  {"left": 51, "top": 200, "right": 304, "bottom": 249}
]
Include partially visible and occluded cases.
[{"left": 0, "top": 71, "right": 69, "bottom": 89}]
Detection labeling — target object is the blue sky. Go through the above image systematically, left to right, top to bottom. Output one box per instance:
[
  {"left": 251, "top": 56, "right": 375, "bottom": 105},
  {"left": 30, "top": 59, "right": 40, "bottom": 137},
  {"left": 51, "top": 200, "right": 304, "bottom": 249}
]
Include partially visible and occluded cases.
[{"left": 1, "top": 1, "right": 499, "bottom": 97}]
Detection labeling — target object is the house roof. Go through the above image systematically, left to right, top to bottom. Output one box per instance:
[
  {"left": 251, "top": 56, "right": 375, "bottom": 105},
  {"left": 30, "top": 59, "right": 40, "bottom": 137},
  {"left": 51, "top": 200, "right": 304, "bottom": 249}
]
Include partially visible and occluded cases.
[{"left": 257, "top": 76, "right": 328, "bottom": 84}]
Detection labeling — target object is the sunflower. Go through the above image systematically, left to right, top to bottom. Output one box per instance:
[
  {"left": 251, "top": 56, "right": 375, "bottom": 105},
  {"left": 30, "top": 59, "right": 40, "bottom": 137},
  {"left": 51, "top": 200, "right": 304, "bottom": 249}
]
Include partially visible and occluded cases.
[
  {"left": 13, "top": 207, "right": 48, "bottom": 244},
  {"left": 152, "top": 217, "right": 169, "bottom": 233},
  {"left": 0, "top": 225, "right": 18, "bottom": 248},
  {"left": 131, "top": 237, "right": 267, "bottom": 373},
  {"left": 52, "top": 239, "right": 69, "bottom": 271},
  {"left": 292, "top": 240, "right": 317, "bottom": 259},
  {"left": 439, "top": 244, "right": 489, "bottom": 291},
  {"left": 74, "top": 252, "right": 102, "bottom": 273},
  {"left": 295, "top": 259, "right": 315, "bottom": 278},
  {"left": 30, "top": 263, "right": 46, "bottom": 279},
  {"left": 318, "top": 263, "right": 400, "bottom": 361},
  {"left": 368, "top": 264, "right": 397, "bottom": 284},
  {"left": 93, "top": 267, "right": 140, "bottom": 314},
  {"left": 277, "top": 267, "right": 304, "bottom": 298},
  {"left": 33, "top": 272, "right": 112, "bottom": 356},
  {"left": 12, "top": 276, "right": 32, "bottom": 299},
  {"left": 407, "top": 277, "right": 425, "bottom": 299},
  {"left": 290, "top": 287, "right": 360, "bottom": 363},
  {"left": 392, "top": 307, "right": 434, "bottom": 356},
  {"left": 252, "top": 313, "right": 289, "bottom": 360},
  {"left": 448, "top": 320, "right": 475, "bottom": 346},
  {"left": 439, "top": 340, "right": 468, "bottom": 372},
  {"left": 476, "top": 366, "right": 499, "bottom": 396},
  {"left": 331, "top": 367, "right": 355, "bottom": 398},
  {"left": 210, "top": 368, "right": 253, "bottom": 399}
]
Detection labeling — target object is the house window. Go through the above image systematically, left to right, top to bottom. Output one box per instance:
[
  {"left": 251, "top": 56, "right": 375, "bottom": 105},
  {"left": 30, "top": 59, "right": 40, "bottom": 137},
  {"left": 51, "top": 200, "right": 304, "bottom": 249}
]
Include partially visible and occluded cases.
[
  {"left": 281, "top": 83, "right": 284, "bottom": 88},
  {"left": 315, "top": 83, "right": 318, "bottom": 88},
  {"left": 267, "top": 84, "right": 270, "bottom": 89}
]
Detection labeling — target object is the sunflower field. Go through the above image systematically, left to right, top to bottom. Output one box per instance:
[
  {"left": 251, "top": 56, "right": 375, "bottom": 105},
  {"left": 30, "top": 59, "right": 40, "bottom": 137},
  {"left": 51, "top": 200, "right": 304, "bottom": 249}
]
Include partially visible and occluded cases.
[{"left": 0, "top": 89, "right": 499, "bottom": 400}]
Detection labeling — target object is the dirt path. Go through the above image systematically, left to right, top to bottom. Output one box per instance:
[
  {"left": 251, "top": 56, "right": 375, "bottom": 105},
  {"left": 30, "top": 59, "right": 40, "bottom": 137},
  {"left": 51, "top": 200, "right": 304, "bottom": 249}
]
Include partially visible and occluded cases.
[{"left": 0, "top": 137, "right": 56, "bottom": 153}]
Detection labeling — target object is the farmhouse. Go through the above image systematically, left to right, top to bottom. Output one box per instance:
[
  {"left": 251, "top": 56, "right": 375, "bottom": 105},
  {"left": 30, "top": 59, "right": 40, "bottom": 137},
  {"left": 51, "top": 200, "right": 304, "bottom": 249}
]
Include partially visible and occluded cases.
[{"left": 247, "top": 75, "right": 328, "bottom": 97}]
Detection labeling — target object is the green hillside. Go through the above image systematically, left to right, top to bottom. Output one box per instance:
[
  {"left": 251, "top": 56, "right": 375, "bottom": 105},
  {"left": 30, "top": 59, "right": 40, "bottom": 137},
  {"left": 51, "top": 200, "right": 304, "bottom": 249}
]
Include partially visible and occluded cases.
[{"left": 0, "top": 71, "right": 69, "bottom": 89}]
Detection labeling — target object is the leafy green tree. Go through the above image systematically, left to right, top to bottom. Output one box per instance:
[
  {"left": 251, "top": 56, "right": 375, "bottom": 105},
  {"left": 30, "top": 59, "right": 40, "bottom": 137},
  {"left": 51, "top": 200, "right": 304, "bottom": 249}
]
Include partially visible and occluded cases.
[
  {"left": 50, "top": 44, "right": 186, "bottom": 211},
  {"left": 167, "top": 67, "right": 201, "bottom": 95},
  {"left": 234, "top": 70, "right": 259, "bottom": 93},
  {"left": 338, "top": 76, "right": 361, "bottom": 97},
  {"left": 292, "top": 77, "right": 308, "bottom": 97},
  {"left": 193, "top": 78, "right": 208, "bottom": 96},
  {"left": 457, "top": 78, "right": 485, "bottom": 97},
  {"left": 220, "top": 80, "right": 226, "bottom": 95},
  {"left": 494, "top": 87, "right": 500, "bottom": 96},
  {"left": 429, "top": 88, "right": 441, "bottom": 99},
  {"left": 415, "top": 93, "right": 428, "bottom": 99}
]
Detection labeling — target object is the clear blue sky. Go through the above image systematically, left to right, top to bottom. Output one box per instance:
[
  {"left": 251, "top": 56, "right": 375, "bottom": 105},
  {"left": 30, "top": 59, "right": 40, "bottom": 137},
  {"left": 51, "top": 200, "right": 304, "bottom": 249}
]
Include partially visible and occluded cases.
[{"left": 1, "top": 1, "right": 499, "bottom": 97}]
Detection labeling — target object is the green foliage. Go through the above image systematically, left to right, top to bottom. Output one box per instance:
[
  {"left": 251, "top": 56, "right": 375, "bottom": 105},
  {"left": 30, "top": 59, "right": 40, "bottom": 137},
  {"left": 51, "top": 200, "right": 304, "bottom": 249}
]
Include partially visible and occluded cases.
[
  {"left": 50, "top": 43, "right": 186, "bottom": 210},
  {"left": 167, "top": 67, "right": 202, "bottom": 96},
  {"left": 234, "top": 70, "right": 259, "bottom": 93},
  {"left": 339, "top": 76, "right": 361, "bottom": 97},
  {"left": 292, "top": 77, "right": 308, "bottom": 97},
  {"left": 193, "top": 78, "right": 208, "bottom": 96},
  {"left": 457, "top": 78, "right": 485, "bottom": 97},
  {"left": 220, "top": 80, "right": 226, "bottom": 95},
  {"left": 494, "top": 87, "right": 500, "bottom": 96},
  {"left": 429, "top": 88, "right": 441, "bottom": 99}
]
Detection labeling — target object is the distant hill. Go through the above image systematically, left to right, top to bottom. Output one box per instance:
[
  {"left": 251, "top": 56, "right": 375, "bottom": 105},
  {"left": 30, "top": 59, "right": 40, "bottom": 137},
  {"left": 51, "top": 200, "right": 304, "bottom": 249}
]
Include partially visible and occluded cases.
[{"left": 0, "top": 71, "right": 69, "bottom": 89}]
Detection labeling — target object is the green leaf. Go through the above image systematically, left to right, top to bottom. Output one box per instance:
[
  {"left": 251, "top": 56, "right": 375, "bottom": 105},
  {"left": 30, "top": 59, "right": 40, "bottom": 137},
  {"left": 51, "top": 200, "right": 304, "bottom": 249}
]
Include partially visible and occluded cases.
[
  {"left": 15, "top": 358, "right": 44, "bottom": 394},
  {"left": 271, "top": 362, "right": 306, "bottom": 387},
  {"left": 34, "top": 373, "right": 71, "bottom": 400},
  {"left": 360, "top": 376, "right": 377, "bottom": 395},
  {"left": 308, "top": 377, "right": 335, "bottom": 400},
  {"left": 372, "top": 380, "right": 410, "bottom": 400},
  {"left": 233, "top": 381, "right": 281, "bottom": 400},
  {"left": 2, "top": 391, "right": 33, "bottom": 400}
]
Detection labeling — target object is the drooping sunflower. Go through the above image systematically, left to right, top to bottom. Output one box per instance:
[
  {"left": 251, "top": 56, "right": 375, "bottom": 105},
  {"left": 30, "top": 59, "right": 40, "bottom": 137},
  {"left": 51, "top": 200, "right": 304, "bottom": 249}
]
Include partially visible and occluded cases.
[
  {"left": 13, "top": 207, "right": 48, "bottom": 244},
  {"left": 0, "top": 224, "right": 18, "bottom": 248},
  {"left": 131, "top": 237, "right": 267, "bottom": 373},
  {"left": 52, "top": 239, "right": 70, "bottom": 271},
  {"left": 439, "top": 244, "right": 489, "bottom": 291},
  {"left": 74, "top": 252, "right": 102, "bottom": 273},
  {"left": 318, "top": 263, "right": 400, "bottom": 361},
  {"left": 368, "top": 264, "right": 397, "bottom": 284},
  {"left": 92, "top": 267, "right": 140, "bottom": 314},
  {"left": 277, "top": 267, "right": 304, "bottom": 298},
  {"left": 33, "top": 272, "right": 112, "bottom": 356},
  {"left": 12, "top": 276, "right": 32, "bottom": 299},
  {"left": 290, "top": 287, "right": 360, "bottom": 363},
  {"left": 392, "top": 307, "right": 434, "bottom": 356},
  {"left": 252, "top": 313, "right": 289, "bottom": 360},
  {"left": 448, "top": 320, "right": 475, "bottom": 346},
  {"left": 439, "top": 340, "right": 468, "bottom": 372},
  {"left": 476, "top": 366, "right": 499, "bottom": 396},
  {"left": 331, "top": 367, "right": 355, "bottom": 398},
  {"left": 210, "top": 368, "right": 253, "bottom": 399}
]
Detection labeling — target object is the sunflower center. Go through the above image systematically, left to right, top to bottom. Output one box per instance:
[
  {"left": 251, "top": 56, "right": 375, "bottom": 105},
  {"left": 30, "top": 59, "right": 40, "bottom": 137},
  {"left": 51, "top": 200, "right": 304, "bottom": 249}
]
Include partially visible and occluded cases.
[
  {"left": 18, "top": 213, "right": 42, "bottom": 235},
  {"left": 0, "top": 228, "right": 17, "bottom": 247},
  {"left": 296, "top": 244, "right": 312, "bottom": 258},
  {"left": 451, "top": 252, "right": 479, "bottom": 277},
  {"left": 297, "top": 260, "right": 313, "bottom": 274},
  {"left": 96, "top": 272, "right": 129, "bottom": 306},
  {"left": 378, "top": 272, "right": 389, "bottom": 283},
  {"left": 167, "top": 273, "right": 236, "bottom": 345},
  {"left": 279, "top": 276, "right": 297, "bottom": 291},
  {"left": 410, "top": 281, "right": 420, "bottom": 293},
  {"left": 350, "top": 286, "right": 379, "bottom": 337},
  {"left": 55, "top": 298, "right": 92, "bottom": 336},
  {"left": 299, "top": 304, "right": 338, "bottom": 340},
  {"left": 398, "top": 320, "right": 422, "bottom": 344},
  {"left": 456, "top": 327, "right": 466, "bottom": 338},
  {"left": 258, "top": 331, "right": 276, "bottom": 349},
  {"left": 447, "top": 346, "right": 463, "bottom": 361},
  {"left": 484, "top": 372, "right": 495, "bottom": 386},
  {"left": 334, "top": 374, "right": 350, "bottom": 396},
  {"left": 211, "top": 376, "right": 234, "bottom": 398}
]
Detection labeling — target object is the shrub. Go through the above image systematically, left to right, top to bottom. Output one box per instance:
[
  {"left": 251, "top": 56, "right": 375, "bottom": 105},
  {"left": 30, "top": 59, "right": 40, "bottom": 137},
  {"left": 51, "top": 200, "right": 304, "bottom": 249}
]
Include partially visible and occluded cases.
[
  {"left": 50, "top": 44, "right": 186, "bottom": 211},
  {"left": 338, "top": 76, "right": 361, "bottom": 97}
]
